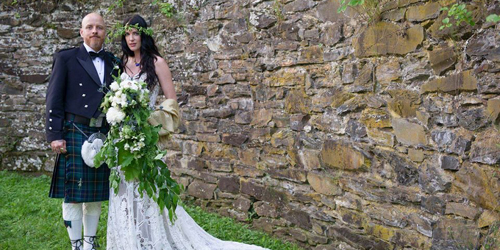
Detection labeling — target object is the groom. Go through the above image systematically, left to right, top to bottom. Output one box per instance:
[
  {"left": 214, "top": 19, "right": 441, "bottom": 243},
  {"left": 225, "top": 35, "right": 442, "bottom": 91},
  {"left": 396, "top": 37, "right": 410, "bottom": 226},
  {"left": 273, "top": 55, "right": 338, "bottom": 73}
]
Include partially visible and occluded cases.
[{"left": 46, "top": 13, "right": 117, "bottom": 250}]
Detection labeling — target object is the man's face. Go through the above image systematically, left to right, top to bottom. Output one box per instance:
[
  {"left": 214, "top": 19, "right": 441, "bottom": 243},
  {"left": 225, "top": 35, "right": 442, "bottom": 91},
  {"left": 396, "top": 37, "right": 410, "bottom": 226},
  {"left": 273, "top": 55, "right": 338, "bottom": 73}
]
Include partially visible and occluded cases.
[{"left": 80, "top": 13, "right": 105, "bottom": 51}]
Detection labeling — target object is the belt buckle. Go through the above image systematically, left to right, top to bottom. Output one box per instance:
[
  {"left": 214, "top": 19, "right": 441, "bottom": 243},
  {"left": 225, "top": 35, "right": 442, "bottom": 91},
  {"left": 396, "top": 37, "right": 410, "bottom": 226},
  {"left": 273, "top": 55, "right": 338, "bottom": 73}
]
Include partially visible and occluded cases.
[{"left": 89, "top": 114, "right": 104, "bottom": 127}]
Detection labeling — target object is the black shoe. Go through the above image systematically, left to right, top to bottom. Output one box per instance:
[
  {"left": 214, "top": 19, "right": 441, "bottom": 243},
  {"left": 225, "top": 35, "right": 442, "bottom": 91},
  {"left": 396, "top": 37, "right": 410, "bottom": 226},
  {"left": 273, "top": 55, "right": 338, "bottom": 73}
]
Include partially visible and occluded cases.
[
  {"left": 84, "top": 236, "right": 100, "bottom": 250},
  {"left": 71, "top": 239, "right": 83, "bottom": 250}
]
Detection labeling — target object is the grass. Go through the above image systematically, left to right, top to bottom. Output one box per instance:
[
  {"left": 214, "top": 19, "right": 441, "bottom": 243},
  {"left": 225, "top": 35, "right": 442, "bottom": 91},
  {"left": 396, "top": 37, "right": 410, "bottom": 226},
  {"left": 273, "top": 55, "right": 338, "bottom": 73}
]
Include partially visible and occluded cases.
[{"left": 0, "top": 170, "right": 303, "bottom": 250}]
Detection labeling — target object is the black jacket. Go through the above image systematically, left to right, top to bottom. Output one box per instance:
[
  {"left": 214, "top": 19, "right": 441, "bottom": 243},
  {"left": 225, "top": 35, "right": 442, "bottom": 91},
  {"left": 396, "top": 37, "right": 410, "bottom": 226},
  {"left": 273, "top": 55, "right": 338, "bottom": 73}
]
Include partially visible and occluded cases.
[{"left": 45, "top": 44, "right": 119, "bottom": 142}]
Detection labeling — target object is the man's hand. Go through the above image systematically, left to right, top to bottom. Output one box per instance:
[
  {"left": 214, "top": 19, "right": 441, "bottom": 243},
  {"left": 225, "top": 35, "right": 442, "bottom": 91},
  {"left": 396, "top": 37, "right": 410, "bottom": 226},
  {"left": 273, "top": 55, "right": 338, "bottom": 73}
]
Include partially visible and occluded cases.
[{"left": 50, "top": 140, "right": 67, "bottom": 154}]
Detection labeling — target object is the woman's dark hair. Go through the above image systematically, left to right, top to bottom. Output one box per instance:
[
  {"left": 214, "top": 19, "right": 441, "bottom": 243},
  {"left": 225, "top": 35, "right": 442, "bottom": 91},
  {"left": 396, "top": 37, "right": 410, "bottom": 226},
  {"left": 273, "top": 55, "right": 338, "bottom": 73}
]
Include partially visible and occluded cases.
[{"left": 121, "top": 15, "right": 160, "bottom": 90}]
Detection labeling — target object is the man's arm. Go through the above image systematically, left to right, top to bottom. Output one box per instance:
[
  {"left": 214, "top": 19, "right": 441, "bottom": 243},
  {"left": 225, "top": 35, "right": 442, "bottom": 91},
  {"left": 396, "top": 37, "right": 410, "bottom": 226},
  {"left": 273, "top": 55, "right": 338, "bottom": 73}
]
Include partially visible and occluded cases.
[{"left": 46, "top": 51, "right": 68, "bottom": 143}]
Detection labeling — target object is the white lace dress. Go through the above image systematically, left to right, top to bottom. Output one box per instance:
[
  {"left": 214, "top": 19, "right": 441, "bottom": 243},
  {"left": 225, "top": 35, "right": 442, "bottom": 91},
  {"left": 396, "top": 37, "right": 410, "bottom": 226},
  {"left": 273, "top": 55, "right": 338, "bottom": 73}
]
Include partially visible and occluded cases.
[{"left": 106, "top": 73, "right": 268, "bottom": 250}]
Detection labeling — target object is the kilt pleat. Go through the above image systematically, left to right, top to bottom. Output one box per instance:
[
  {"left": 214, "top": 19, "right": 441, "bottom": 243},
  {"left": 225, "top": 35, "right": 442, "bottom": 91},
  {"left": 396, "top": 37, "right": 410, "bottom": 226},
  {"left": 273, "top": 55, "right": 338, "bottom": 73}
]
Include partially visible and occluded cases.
[{"left": 49, "top": 121, "right": 110, "bottom": 203}]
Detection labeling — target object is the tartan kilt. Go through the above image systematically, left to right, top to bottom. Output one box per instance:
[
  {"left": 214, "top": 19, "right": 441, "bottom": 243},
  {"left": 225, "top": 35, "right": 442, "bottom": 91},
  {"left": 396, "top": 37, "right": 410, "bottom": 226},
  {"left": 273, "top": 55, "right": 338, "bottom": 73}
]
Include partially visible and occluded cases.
[{"left": 49, "top": 121, "right": 110, "bottom": 203}]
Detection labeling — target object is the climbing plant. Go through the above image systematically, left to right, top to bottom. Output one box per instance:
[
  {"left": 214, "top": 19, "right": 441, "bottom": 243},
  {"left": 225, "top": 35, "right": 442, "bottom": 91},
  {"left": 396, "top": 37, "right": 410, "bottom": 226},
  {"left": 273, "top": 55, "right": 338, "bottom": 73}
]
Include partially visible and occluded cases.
[{"left": 439, "top": 3, "right": 475, "bottom": 30}]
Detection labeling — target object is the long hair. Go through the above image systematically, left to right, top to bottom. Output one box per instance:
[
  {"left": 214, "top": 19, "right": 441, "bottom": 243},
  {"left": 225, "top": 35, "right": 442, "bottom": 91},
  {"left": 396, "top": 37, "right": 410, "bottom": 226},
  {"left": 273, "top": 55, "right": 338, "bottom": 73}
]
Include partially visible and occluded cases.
[{"left": 121, "top": 15, "right": 160, "bottom": 90}]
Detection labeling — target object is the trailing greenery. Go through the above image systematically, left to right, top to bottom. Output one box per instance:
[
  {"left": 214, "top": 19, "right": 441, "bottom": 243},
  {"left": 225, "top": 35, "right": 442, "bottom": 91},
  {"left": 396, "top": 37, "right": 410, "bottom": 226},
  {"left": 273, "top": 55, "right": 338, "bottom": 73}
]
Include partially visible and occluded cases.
[
  {"left": 439, "top": 3, "right": 475, "bottom": 30},
  {"left": 94, "top": 72, "right": 181, "bottom": 222},
  {"left": 0, "top": 171, "right": 303, "bottom": 250}
]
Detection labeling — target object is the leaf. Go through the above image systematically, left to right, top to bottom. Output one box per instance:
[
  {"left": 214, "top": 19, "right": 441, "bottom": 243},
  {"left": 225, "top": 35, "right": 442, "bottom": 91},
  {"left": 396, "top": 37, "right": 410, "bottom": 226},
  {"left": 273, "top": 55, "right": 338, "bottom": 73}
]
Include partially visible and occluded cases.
[
  {"left": 487, "top": 14, "right": 500, "bottom": 23},
  {"left": 118, "top": 147, "right": 134, "bottom": 167}
]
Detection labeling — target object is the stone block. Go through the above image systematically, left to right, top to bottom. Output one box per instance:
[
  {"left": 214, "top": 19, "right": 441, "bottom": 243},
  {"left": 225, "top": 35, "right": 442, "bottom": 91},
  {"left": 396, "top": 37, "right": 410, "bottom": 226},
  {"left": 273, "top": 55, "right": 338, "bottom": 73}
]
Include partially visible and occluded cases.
[
  {"left": 406, "top": 2, "right": 441, "bottom": 22},
  {"left": 353, "top": 22, "right": 424, "bottom": 57},
  {"left": 427, "top": 45, "right": 456, "bottom": 75},
  {"left": 376, "top": 60, "right": 401, "bottom": 84},
  {"left": 421, "top": 70, "right": 477, "bottom": 94},
  {"left": 285, "top": 88, "right": 311, "bottom": 114},
  {"left": 387, "top": 90, "right": 420, "bottom": 118},
  {"left": 486, "top": 97, "right": 500, "bottom": 124},
  {"left": 360, "top": 108, "right": 392, "bottom": 128},
  {"left": 250, "top": 109, "right": 272, "bottom": 127},
  {"left": 392, "top": 118, "right": 427, "bottom": 146},
  {"left": 367, "top": 128, "right": 395, "bottom": 147},
  {"left": 469, "top": 128, "right": 500, "bottom": 165},
  {"left": 222, "top": 133, "right": 248, "bottom": 146},
  {"left": 320, "top": 140, "right": 371, "bottom": 171},
  {"left": 440, "top": 155, "right": 460, "bottom": 171},
  {"left": 418, "top": 159, "right": 453, "bottom": 194},
  {"left": 454, "top": 163, "right": 500, "bottom": 212},
  {"left": 307, "top": 172, "right": 342, "bottom": 196},
  {"left": 218, "top": 176, "right": 240, "bottom": 194},
  {"left": 240, "top": 179, "right": 287, "bottom": 206},
  {"left": 187, "top": 180, "right": 217, "bottom": 200},
  {"left": 233, "top": 196, "right": 251, "bottom": 211},
  {"left": 445, "top": 202, "right": 480, "bottom": 219},
  {"left": 281, "top": 208, "right": 312, "bottom": 230},
  {"left": 478, "top": 210, "right": 500, "bottom": 228},
  {"left": 432, "top": 218, "right": 480, "bottom": 249}
]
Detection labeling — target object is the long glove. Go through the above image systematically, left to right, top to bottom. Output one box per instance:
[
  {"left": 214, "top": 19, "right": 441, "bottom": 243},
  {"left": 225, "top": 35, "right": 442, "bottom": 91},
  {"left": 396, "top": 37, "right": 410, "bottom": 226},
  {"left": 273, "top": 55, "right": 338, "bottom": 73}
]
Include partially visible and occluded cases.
[{"left": 147, "top": 99, "right": 180, "bottom": 149}]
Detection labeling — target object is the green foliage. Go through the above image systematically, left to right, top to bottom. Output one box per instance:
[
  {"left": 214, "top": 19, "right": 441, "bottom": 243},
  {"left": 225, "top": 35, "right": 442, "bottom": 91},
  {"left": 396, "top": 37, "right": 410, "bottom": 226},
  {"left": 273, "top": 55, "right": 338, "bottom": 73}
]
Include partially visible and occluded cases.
[
  {"left": 107, "top": 0, "right": 125, "bottom": 13},
  {"left": 273, "top": 0, "right": 284, "bottom": 22},
  {"left": 336, "top": 0, "right": 385, "bottom": 22},
  {"left": 337, "top": 0, "right": 364, "bottom": 13},
  {"left": 157, "top": 2, "right": 175, "bottom": 18},
  {"left": 439, "top": 3, "right": 475, "bottom": 30},
  {"left": 486, "top": 14, "right": 500, "bottom": 23},
  {"left": 0, "top": 171, "right": 301, "bottom": 250},
  {"left": 0, "top": 171, "right": 107, "bottom": 249}
]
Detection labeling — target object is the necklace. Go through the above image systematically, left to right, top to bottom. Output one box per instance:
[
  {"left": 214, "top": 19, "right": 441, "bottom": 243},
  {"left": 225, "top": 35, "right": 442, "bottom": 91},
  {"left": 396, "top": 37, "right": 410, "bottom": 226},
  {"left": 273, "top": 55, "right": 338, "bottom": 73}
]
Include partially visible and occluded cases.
[{"left": 133, "top": 58, "right": 140, "bottom": 67}]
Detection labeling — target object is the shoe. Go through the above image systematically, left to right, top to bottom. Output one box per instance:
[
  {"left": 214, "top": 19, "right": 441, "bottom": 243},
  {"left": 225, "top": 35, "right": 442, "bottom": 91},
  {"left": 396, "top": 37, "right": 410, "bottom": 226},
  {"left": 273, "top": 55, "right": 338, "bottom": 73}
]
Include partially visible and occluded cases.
[
  {"left": 83, "top": 236, "right": 100, "bottom": 250},
  {"left": 71, "top": 239, "right": 83, "bottom": 250}
]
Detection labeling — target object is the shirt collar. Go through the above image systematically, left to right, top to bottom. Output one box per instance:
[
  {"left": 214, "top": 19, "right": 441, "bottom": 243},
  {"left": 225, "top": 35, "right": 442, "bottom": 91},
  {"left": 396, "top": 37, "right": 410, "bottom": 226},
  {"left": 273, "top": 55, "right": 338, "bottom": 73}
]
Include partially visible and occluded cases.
[{"left": 83, "top": 42, "right": 104, "bottom": 53}]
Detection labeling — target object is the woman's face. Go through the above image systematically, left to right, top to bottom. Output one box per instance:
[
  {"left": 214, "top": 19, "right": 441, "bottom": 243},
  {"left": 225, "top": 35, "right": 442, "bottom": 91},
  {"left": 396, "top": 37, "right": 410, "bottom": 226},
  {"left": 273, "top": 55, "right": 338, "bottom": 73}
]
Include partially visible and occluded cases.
[{"left": 125, "top": 28, "right": 141, "bottom": 53}]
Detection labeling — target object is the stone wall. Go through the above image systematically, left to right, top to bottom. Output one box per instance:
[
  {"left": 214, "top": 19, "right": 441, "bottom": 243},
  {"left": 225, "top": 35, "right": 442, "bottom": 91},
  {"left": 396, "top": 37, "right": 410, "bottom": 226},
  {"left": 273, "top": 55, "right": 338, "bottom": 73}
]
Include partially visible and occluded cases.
[{"left": 1, "top": 0, "right": 500, "bottom": 249}]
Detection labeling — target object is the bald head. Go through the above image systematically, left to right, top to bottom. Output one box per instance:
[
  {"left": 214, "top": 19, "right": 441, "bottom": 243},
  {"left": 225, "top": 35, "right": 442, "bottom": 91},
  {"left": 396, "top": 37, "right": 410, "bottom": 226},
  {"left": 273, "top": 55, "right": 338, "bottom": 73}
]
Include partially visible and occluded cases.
[{"left": 80, "top": 13, "right": 106, "bottom": 51}]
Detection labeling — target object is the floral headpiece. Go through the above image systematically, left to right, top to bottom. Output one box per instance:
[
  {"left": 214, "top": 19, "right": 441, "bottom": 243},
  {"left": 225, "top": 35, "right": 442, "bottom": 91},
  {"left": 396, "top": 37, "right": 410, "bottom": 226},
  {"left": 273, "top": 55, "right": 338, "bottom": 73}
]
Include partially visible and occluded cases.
[{"left": 107, "top": 23, "right": 154, "bottom": 42}]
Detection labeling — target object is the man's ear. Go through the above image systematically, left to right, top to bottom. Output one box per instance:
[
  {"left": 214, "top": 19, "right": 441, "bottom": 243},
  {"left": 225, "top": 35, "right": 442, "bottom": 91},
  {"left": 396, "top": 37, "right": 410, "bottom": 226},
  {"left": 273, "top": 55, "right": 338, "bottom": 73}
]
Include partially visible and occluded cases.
[{"left": 80, "top": 28, "right": 84, "bottom": 37}]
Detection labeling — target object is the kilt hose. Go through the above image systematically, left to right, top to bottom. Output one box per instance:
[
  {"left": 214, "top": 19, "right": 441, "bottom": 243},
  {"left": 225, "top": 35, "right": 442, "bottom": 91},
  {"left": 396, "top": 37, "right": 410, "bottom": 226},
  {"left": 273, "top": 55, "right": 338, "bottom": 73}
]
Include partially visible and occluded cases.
[{"left": 49, "top": 121, "right": 110, "bottom": 203}]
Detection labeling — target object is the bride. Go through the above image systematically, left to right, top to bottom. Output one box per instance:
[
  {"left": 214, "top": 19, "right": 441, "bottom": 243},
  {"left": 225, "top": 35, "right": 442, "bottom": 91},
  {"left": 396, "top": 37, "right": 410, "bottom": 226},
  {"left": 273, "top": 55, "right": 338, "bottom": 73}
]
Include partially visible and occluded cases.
[{"left": 106, "top": 15, "right": 268, "bottom": 250}]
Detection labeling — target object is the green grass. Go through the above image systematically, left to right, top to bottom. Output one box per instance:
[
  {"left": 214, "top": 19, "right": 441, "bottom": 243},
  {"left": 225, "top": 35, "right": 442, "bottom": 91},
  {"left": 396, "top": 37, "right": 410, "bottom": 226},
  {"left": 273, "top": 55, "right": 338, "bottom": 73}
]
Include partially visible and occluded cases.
[{"left": 0, "top": 171, "right": 302, "bottom": 250}]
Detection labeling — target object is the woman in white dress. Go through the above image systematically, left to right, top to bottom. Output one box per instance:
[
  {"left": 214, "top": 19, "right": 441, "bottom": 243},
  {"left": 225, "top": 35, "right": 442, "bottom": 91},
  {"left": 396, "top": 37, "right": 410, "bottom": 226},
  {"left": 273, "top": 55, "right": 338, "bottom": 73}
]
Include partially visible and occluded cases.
[{"left": 106, "top": 15, "right": 268, "bottom": 250}]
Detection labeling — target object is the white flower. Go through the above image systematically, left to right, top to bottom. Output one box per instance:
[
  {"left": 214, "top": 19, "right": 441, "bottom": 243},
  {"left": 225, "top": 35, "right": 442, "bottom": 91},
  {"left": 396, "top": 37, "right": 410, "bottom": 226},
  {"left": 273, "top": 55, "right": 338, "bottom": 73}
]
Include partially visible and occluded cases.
[
  {"left": 120, "top": 79, "right": 139, "bottom": 91},
  {"left": 110, "top": 81, "right": 120, "bottom": 91},
  {"left": 106, "top": 106, "right": 126, "bottom": 125}
]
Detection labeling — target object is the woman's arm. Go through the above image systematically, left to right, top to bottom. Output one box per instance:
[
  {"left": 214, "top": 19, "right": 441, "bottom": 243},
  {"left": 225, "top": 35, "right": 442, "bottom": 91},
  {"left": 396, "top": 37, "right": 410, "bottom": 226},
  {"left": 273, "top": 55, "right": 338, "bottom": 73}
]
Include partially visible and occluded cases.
[{"left": 154, "top": 57, "right": 177, "bottom": 100}]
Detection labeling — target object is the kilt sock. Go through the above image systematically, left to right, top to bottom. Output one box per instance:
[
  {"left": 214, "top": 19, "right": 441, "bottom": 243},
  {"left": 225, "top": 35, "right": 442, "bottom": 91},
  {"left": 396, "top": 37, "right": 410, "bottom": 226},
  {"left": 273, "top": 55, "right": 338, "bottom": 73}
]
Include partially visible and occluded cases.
[
  {"left": 62, "top": 202, "right": 83, "bottom": 249},
  {"left": 83, "top": 202, "right": 101, "bottom": 250}
]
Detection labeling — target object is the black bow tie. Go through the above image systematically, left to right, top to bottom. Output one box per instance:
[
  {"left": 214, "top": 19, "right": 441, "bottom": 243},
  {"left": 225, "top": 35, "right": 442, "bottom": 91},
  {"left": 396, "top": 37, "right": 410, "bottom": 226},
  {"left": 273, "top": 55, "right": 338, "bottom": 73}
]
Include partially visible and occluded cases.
[{"left": 89, "top": 51, "right": 105, "bottom": 60}]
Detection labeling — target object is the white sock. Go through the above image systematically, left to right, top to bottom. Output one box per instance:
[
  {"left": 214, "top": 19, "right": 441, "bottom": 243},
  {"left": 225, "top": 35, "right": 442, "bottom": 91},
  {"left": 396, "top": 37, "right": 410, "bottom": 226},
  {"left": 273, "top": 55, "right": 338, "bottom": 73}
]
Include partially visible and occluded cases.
[
  {"left": 62, "top": 202, "right": 83, "bottom": 250},
  {"left": 83, "top": 202, "right": 101, "bottom": 250}
]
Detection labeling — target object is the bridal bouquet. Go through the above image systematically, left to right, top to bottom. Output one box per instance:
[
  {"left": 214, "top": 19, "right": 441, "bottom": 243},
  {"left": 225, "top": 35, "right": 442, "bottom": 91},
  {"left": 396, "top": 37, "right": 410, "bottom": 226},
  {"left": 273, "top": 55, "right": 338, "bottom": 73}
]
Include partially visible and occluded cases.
[{"left": 94, "top": 71, "right": 181, "bottom": 221}]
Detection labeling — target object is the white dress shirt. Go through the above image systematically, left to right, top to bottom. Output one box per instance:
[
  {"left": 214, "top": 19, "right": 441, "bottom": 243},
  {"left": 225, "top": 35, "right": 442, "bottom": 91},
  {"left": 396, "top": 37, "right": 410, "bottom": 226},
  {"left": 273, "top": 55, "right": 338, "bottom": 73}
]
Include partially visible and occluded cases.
[{"left": 83, "top": 43, "right": 105, "bottom": 85}]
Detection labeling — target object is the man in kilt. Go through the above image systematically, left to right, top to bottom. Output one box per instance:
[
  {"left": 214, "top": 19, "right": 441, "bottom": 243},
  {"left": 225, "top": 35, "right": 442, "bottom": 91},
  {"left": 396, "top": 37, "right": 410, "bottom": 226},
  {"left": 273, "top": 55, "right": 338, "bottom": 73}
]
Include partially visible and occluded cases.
[{"left": 46, "top": 13, "right": 118, "bottom": 250}]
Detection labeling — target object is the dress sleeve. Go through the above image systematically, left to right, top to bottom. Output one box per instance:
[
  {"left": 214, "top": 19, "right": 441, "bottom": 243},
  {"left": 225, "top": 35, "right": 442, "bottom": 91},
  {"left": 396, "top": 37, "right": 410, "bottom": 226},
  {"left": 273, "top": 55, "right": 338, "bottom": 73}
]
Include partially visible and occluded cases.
[{"left": 147, "top": 99, "right": 181, "bottom": 147}]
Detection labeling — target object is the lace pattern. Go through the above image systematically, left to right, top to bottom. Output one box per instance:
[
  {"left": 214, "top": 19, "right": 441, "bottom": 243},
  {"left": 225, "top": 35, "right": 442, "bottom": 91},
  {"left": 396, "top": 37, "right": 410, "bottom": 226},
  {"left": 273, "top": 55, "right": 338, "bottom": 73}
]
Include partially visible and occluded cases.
[{"left": 107, "top": 73, "right": 268, "bottom": 250}]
